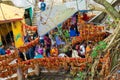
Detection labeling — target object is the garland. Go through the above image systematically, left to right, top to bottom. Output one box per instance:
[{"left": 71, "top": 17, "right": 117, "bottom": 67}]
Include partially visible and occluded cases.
[
  {"left": 23, "top": 24, "right": 37, "bottom": 31},
  {"left": 72, "top": 32, "right": 108, "bottom": 45},
  {"left": 19, "top": 38, "right": 39, "bottom": 52},
  {"left": 0, "top": 51, "right": 18, "bottom": 61},
  {"left": 0, "top": 56, "right": 109, "bottom": 78},
  {"left": 0, "top": 58, "right": 88, "bottom": 78}
]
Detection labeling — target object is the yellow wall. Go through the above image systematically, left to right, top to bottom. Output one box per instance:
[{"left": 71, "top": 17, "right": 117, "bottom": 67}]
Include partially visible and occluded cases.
[{"left": 12, "top": 21, "right": 24, "bottom": 48}]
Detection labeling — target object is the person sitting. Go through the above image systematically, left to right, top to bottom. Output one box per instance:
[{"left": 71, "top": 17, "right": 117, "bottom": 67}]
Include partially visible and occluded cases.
[
  {"left": 40, "top": 0, "right": 46, "bottom": 11},
  {"left": 82, "top": 12, "right": 89, "bottom": 21},
  {"left": 69, "top": 25, "right": 77, "bottom": 38},
  {"left": 55, "top": 35, "right": 65, "bottom": 48},
  {"left": 79, "top": 41, "right": 86, "bottom": 58},
  {"left": 9, "top": 42, "right": 16, "bottom": 53},
  {"left": 0, "top": 44, "right": 6, "bottom": 55},
  {"left": 50, "top": 44, "right": 58, "bottom": 57},
  {"left": 72, "top": 45, "right": 80, "bottom": 58},
  {"left": 6, "top": 47, "right": 11, "bottom": 55},
  {"left": 34, "top": 52, "right": 43, "bottom": 59},
  {"left": 58, "top": 53, "right": 68, "bottom": 57}
]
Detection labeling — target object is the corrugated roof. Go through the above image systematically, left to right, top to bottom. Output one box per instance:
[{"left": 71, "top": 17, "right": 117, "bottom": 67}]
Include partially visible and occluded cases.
[{"left": 0, "top": 3, "right": 24, "bottom": 23}]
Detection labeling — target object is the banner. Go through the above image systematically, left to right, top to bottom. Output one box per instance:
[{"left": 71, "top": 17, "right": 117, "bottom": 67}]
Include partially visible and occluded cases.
[{"left": 12, "top": 21, "right": 24, "bottom": 48}]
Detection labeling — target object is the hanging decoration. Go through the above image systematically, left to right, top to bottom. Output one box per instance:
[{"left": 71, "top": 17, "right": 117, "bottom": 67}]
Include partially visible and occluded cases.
[
  {"left": 23, "top": 24, "right": 37, "bottom": 31},
  {"left": 19, "top": 38, "right": 39, "bottom": 52}
]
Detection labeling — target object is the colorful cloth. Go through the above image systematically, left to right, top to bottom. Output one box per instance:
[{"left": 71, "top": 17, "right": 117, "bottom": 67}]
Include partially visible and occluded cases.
[
  {"left": 40, "top": 2, "right": 46, "bottom": 11},
  {"left": 70, "top": 29, "right": 76, "bottom": 37},
  {"left": 0, "top": 48, "right": 5, "bottom": 55},
  {"left": 34, "top": 54, "right": 43, "bottom": 59}
]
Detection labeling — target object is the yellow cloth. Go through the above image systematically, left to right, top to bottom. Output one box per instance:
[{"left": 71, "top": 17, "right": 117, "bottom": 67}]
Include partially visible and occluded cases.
[{"left": 50, "top": 48, "right": 58, "bottom": 57}]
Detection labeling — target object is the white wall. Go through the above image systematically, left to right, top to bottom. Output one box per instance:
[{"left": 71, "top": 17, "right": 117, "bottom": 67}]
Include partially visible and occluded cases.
[{"left": 11, "top": 0, "right": 35, "bottom": 9}]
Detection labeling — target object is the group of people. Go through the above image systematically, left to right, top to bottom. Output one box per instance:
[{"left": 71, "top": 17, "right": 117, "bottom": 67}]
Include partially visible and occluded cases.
[
  {"left": 0, "top": 32, "right": 93, "bottom": 62},
  {"left": 72, "top": 41, "right": 93, "bottom": 58},
  {"left": 0, "top": 42, "right": 16, "bottom": 55}
]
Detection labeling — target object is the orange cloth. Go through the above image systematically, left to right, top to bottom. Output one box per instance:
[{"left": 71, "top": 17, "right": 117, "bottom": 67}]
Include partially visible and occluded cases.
[
  {"left": 86, "top": 46, "right": 91, "bottom": 53},
  {"left": 50, "top": 48, "right": 58, "bottom": 57}
]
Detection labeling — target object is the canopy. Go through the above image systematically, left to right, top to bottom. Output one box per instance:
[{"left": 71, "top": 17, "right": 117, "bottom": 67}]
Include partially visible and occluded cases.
[
  {"left": 10, "top": 0, "right": 35, "bottom": 9},
  {"left": 0, "top": 3, "right": 24, "bottom": 23},
  {"left": 37, "top": 5, "right": 77, "bottom": 36}
]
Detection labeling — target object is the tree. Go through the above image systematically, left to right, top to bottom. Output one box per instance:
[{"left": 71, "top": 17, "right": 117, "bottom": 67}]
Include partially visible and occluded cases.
[
  {"left": 89, "top": 0, "right": 120, "bottom": 80},
  {"left": 93, "top": 0, "right": 120, "bottom": 20}
]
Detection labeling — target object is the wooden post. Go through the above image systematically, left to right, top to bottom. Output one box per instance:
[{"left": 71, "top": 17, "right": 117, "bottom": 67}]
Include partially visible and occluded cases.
[
  {"left": 34, "top": 64, "right": 40, "bottom": 76},
  {"left": 17, "top": 67, "right": 25, "bottom": 80}
]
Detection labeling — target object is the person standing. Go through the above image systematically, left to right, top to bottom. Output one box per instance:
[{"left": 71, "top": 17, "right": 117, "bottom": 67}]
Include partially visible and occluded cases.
[
  {"left": 38, "top": 0, "right": 46, "bottom": 11},
  {"left": 44, "top": 34, "right": 51, "bottom": 57}
]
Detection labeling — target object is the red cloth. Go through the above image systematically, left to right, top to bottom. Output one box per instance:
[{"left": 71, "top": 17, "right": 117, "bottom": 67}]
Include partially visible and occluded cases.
[
  {"left": 82, "top": 13, "right": 89, "bottom": 21},
  {"left": 6, "top": 49, "right": 11, "bottom": 55}
]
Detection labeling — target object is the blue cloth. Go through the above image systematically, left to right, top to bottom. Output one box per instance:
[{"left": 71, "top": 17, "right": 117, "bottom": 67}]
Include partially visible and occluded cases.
[
  {"left": 40, "top": 2, "right": 46, "bottom": 11},
  {"left": 70, "top": 29, "right": 76, "bottom": 37},
  {"left": 55, "top": 36, "right": 65, "bottom": 46},
  {"left": 55, "top": 36, "right": 61, "bottom": 45},
  {"left": 26, "top": 46, "right": 35, "bottom": 59},
  {"left": 0, "top": 48, "right": 5, "bottom": 55},
  {"left": 34, "top": 54, "right": 43, "bottom": 59}
]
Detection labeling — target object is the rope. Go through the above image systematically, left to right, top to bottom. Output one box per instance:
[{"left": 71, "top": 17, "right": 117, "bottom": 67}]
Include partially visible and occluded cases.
[{"left": 44, "top": 0, "right": 54, "bottom": 24}]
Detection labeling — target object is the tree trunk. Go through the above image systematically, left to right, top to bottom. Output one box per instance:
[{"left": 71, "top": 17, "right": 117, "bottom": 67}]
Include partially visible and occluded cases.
[{"left": 93, "top": 0, "right": 120, "bottom": 19}]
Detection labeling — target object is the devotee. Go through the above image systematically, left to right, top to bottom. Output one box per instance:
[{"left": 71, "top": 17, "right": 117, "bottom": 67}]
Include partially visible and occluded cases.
[
  {"left": 38, "top": 0, "right": 46, "bottom": 11},
  {"left": 82, "top": 12, "right": 89, "bottom": 21},
  {"left": 69, "top": 25, "right": 77, "bottom": 38},
  {"left": 44, "top": 34, "right": 51, "bottom": 57},
  {"left": 79, "top": 41, "right": 86, "bottom": 58},
  {"left": 0, "top": 44, "right": 6, "bottom": 55},
  {"left": 50, "top": 44, "right": 58, "bottom": 57},
  {"left": 72, "top": 45, "right": 79, "bottom": 58},
  {"left": 6, "top": 47, "right": 11, "bottom": 55}
]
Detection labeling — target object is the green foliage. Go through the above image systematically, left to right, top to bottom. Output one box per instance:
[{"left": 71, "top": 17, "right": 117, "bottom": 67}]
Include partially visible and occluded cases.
[
  {"left": 91, "top": 41, "right": 107, "bottom": 58},
  {"left": 91, "top": 50, "right": 98, "bottom": 58},
  {"left": 74, "top": 71, "right": 85, "bottom": 80}
]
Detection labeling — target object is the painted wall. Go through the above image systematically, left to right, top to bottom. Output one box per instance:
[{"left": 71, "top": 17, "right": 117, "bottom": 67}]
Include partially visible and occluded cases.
[{"left": 12, "top": 21, "right": 24, "bottom": 48}]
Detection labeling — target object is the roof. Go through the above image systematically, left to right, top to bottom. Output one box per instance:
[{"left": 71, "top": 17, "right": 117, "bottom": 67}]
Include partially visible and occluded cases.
[
  {"left": 0, "top": 3, "right": 24, "bottom": 23},
  {"left": 37, "top": 4, "right": 77, "bottom": 36}
]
